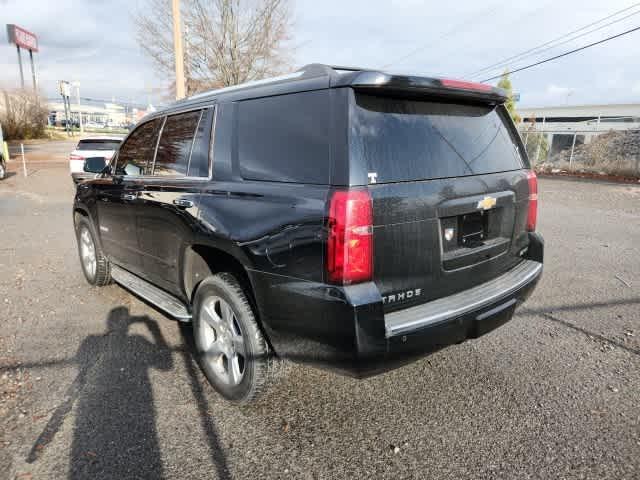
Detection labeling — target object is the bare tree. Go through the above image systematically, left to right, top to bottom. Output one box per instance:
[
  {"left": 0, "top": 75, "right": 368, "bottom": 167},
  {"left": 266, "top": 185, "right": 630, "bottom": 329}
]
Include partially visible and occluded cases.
[
  {"left": 134, "top": 0, "right": 293, "bottom": 96},
  {"left": 0, "top": 89, "right": 49, "bottom": 140}
]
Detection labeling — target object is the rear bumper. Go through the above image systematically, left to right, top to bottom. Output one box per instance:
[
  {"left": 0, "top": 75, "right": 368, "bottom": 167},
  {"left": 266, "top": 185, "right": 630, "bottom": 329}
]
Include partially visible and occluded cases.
[
  {"left": 71, "top": 172, "right": 96, "bottom": 184},
  {"left": 252, "top": 233, "right": 544, "bottom": 378},
  {"left": 375, "top": 260, "right": 541, "bottom": 374},
  {"left": 385, "top": 260, "right": 542, "bottom": 338}
]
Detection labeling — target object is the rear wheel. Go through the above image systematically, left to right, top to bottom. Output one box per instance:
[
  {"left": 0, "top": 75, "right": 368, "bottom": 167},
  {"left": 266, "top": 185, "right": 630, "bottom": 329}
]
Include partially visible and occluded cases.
[
  {"left": 0, "top": 161, "right": 6, "bottom": 180},
  {"left": 75, "top": 216, "right": 111, "bottom": 286},
  {"left": 193, "top": 273, "right": 272, "bottom": 403}
]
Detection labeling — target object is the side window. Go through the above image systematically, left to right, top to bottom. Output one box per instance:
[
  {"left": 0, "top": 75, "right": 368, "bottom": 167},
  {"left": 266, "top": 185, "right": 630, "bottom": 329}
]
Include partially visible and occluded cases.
[
  {"left": 237, "top": 90, "right": 330, "bottom": 184},
  {"left": 187, "top": 108, "right": 214, "bottom": 177},
  {"left": 153, "top": 110, "right": 201, "bottom": 177},
  {"left": 116, "top": 118, "right": 162, "bottom": 176}
]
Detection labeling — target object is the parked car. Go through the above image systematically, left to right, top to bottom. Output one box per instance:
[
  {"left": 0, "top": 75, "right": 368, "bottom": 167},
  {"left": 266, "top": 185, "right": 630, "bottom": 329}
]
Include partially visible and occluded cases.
[
  {"left": 73, "top": 64, "right": 543, "bottom": 404},
  {"left": 60, "top": 119, "right": 80, "bottom": 129},
  {"left": 69, "top": 136, "right": 122, "bottom": 183}
]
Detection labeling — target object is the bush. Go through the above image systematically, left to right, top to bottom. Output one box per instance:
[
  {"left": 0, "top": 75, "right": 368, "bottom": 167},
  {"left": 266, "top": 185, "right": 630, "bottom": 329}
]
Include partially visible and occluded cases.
[
  {"left": 0, "top": 89, "right": 49, "bottom": 140},
  {"left": 523, "top": 130, "right": 549, "bottom": 165}
]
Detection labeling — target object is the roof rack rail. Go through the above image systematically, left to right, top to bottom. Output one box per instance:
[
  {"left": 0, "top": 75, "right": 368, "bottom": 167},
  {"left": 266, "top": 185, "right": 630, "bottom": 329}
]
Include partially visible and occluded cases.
[
  {"left": 178, "top": 63, "right": 372, "bottom": 103},
  {"left": 298, "top": 63, "right": 367, "bottom": 76},
  {"left": 328, "top": 65, "right": 364, "bottom": 72},
  {"left": 184, "top": 70, "right": 306, "bottom": 101}
]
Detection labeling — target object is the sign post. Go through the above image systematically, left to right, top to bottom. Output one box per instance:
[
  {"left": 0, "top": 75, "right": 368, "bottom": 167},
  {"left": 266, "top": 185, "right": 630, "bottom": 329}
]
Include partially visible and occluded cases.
[
  {"left": 6, "top": 24, "right": 39, "bottom": 90},
  {"left": 15, "top": 45, "right": 24, "bottom": 88}
]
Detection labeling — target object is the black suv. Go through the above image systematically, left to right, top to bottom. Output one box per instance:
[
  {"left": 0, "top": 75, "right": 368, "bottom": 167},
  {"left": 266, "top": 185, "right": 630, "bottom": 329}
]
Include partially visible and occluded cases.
[{"left": 74, "top": 64, "right": 543, "bottom": 403}]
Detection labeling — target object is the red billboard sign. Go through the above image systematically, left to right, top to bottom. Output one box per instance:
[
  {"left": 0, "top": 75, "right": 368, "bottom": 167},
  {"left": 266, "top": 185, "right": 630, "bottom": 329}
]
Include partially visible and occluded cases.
[{"left": 6, "top": 24, "right": 38, "bottom": 52}]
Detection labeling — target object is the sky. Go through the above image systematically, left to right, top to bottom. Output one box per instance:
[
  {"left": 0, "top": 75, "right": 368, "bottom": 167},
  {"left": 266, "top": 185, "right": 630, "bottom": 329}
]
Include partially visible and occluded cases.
[{"left": 1, "top": 0, "right": 640, "bottom": 108}]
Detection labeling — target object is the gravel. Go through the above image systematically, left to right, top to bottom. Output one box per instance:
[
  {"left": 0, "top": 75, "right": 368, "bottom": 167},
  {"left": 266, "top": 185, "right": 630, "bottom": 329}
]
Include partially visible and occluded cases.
[{"left": 0, "top": 158, "right": 638, "bottom": 479}]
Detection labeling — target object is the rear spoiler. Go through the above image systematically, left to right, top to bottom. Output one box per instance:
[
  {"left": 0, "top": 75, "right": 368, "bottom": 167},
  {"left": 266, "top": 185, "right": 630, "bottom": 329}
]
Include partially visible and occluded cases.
[{"left": 332, "top": 70, "right": 507, "bottom": 104}]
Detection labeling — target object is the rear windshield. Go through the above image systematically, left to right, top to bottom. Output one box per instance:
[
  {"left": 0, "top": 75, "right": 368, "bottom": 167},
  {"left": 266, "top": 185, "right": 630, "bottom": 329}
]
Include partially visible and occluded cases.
[
  {"left": 349, "top": 93, "right": 524, "bottom": 183},
  {"left": 77, "top": 140, "right": 121, "bottom": 151}
]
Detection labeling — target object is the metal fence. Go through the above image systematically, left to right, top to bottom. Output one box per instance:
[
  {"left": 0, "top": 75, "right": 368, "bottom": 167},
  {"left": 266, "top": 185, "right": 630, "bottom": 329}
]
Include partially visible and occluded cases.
[{"left": 517, "top": 120, "right": 640, "bottom": 175}]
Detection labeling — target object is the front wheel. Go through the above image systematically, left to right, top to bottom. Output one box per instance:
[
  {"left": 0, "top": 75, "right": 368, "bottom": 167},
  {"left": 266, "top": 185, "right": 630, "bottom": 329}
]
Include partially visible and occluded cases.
[
  {"left": 0, "top": 161, "right": 6, "bottom": 180},
  {"left": 75, "top": 216, "right": 111, "bottom": 286},
  {"left": 192, "top": 273, "right": 273, "bottom": 403}
]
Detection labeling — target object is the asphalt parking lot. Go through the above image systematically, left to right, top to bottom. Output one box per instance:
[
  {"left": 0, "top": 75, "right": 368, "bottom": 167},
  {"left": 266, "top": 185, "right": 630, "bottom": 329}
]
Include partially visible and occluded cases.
[{"left": 1, "top": 155, "right": 638, "bottom": 479}]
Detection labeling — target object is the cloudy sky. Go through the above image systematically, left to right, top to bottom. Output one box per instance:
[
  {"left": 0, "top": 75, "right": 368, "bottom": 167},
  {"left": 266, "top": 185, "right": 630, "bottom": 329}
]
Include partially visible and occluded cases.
[{"left": 1, "top": 0, "right": 639, "bottom": 108}]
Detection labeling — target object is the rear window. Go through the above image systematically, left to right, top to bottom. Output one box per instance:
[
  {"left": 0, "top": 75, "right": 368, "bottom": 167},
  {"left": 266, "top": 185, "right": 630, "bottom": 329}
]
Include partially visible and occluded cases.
[
  {"left": 237, "top": 90, "right": 330, "bottom": 184},
  {"left": 349, "top": 93, "right": 524, "bottom": 184},
  {"left": 153, "top": 110, "right": 202, "bottom": 177},
  {"left": 77, "top": 139, "right": 121, "bottom": 151}
]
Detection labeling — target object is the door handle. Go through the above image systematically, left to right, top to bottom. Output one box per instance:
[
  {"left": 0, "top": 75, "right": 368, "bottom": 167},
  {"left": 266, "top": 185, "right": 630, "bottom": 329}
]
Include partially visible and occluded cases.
[
  {"left": 121, "top": 193, "right": 137, "bottom": 201},
  {"left": 173, "top": 198, "right": 194, "bottom": 208}
]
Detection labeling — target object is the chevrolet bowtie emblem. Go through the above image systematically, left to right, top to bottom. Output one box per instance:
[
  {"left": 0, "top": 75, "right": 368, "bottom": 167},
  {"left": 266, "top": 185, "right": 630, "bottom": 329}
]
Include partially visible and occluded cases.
[{"left": 477, "top": 196, "right": 497, "bottom": 210}]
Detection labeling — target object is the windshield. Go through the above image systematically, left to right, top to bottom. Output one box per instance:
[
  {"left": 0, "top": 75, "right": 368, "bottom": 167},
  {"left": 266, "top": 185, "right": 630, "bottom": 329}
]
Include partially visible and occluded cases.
[
  {"left": 349, "top": 92, "right": 525, "bottom": 184},
  {"left": 77, "top": 140, "right": 121, "bottom": 151}
]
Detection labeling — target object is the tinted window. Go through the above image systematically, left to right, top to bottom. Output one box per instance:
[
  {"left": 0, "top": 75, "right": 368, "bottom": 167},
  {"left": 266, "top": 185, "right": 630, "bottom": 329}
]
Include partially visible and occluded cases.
[
  {"left": 237, "top": 90, "right": 330, "bottom": 184},
  {"left": 349, "top": 93, "right": 524, "bottom": 183},
  {"left": 187, "top": 108, "right": 213, "bottom": 177},
  {"left": 153, "top": 110, "right": 201, "bottom": 176},
  {"left": 116, "top": 119, "right": 162, "bottom": 176},
  {"left": 77, "top": 140, "right": 121, "bottom": 151}
]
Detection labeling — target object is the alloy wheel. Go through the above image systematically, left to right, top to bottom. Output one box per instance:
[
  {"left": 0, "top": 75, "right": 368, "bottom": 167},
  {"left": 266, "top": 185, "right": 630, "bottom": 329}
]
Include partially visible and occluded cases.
[
  {"left": 79, "top": 226, "right": 97, "bottom": 279},
  {"left": 197, "top": 296, "right": 246, "bottom": 386}
]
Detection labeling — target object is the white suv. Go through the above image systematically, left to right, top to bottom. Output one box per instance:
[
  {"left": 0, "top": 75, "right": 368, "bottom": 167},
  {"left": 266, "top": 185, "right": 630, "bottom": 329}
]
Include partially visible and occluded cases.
[{"left": 69, "top": 137, "right": 122, "bottom": 180}]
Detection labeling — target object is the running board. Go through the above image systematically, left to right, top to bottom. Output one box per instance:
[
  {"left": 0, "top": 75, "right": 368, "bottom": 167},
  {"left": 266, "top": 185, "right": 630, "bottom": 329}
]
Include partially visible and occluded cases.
[{"left": 111, "top": 265, "right": 191, "bottom": 322}]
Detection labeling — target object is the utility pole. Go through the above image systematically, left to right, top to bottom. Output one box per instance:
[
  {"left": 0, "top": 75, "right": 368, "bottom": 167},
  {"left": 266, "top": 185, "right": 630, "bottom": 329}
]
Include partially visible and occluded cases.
[{"left": 172, "top": 0, "right": 186, "bottom": 100}]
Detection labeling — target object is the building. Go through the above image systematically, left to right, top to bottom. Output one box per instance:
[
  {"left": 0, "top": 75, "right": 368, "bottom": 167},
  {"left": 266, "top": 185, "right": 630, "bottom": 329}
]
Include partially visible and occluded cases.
[
  {"left": 48, "top": 100, "right": 154, "bottom": 128},
  {"left": 517, "top": 103, "right": 640, "bottom": 162}
]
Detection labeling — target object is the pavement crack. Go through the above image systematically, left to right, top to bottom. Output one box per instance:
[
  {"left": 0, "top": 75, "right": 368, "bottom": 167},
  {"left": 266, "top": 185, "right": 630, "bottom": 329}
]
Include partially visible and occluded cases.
[{"left": 529, "top": 309, "right": 640, "bottom": 356}]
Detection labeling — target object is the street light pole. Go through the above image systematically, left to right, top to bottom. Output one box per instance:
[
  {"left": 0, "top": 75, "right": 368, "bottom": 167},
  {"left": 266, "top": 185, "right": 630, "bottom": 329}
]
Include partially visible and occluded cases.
[
  {"left": 172, "top": 0, "right": 186, "bottom": 100},
  {"left": 72, "top": 81, "right": 83, "bottom": 134}
]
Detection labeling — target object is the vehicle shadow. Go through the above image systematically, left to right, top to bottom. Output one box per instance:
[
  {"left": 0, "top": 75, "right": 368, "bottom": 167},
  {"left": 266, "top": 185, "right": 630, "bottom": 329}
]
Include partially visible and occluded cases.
[{"left": 177, "top": 323, "right": 232, "bottom": 480}]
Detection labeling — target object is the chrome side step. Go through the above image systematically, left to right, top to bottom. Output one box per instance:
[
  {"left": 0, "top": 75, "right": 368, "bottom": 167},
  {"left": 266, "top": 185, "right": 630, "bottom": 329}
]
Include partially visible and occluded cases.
[{"left": 111, "top": 264, "right": 192, "bottom": 322}]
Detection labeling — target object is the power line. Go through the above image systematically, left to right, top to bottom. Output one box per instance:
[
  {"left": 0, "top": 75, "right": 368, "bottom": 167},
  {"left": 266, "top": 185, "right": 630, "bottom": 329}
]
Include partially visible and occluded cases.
[
  {"left": 425, "top": 2, "right": 554, "bottom": 78},
  {"left": 468, "top": 2, "right": 640, "bottom": 78},
  {"left": 381, "top": 4, "right": 502, "bottom": 69},
  {"left": 472, "top": 8, "right": 640, "bottom": 81},
  {"left": 481, "top": 24, "right": 640, "bottom": 82}
]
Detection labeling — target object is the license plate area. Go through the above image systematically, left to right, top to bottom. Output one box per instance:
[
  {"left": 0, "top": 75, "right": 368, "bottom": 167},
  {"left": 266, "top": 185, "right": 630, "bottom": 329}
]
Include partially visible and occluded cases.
[{"left": 458, "top": 211, "right": 488, "bottom": 247}]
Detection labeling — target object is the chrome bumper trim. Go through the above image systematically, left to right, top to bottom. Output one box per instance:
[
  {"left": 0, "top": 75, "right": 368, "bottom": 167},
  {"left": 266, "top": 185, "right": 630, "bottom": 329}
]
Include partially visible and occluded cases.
[{"left": 385, "top": 260, "right": 542, "bottom": 338}]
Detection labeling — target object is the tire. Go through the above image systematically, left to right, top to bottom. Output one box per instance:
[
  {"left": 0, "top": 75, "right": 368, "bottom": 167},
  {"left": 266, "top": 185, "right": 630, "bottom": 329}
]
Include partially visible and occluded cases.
[
  {"left": 0, "top": 161, "right": 5, "bottom": 180},
  {"left": 75, "top": 216, "right": 111, "bottom": 286},
  {"left": 192, "top": 273, "right": 273, "bottom": 404}
]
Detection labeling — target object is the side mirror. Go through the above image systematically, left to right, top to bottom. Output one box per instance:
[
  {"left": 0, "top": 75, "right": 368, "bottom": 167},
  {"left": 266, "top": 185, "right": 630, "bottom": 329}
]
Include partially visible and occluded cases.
[{"left": 84, "top": 156, "right": 107, "bottom": 173}]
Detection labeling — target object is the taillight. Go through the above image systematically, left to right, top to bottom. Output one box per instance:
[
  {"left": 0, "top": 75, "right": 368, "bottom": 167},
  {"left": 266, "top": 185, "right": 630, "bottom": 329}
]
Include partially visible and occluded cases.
[
  {"left": 440, "top": 78, "right": 493, "bottom": 92},
  {"left": 69, "top": 154, "right": 85, "bottom": 161},
  {"left": 526, "top": 170, "right": 538, "bottom": 231},
  {"left": 326, "top": 189, "right": 373, "bottom": 285}
]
